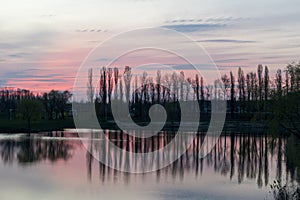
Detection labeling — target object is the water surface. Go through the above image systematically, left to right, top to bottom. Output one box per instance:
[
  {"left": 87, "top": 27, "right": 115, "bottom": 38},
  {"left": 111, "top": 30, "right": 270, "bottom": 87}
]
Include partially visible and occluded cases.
[{"left": 0, "top": 131, "right": 299, "bottom": 200}]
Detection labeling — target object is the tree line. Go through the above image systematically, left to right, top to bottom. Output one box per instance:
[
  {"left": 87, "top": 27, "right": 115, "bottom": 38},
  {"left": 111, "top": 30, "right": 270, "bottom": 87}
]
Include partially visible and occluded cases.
[
  {"left": 1, "top": 63, "right": 299, "bottom": 135},
  {"left": 90, "top": 63, "right": 300, "bottom": 135},
  {"left": 0, "top": 89, "right": 72, "bottom": 131}
]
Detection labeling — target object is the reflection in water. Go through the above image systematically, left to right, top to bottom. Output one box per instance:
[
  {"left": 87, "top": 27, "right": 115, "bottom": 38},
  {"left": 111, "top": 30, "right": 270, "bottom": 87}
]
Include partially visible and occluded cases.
[
  {"left": 0, "top": 131, "right": 299, "bottom": 191},
  {"left": 84, "top": 131, "right": 299, "bottom": 188},
  {"left": 0, "top": 132, "right": 74, "bottom": 164}
]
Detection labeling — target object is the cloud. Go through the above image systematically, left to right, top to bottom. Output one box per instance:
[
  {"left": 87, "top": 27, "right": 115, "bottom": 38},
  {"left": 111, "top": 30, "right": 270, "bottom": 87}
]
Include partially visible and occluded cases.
[
  {"left": 161, "top": 17, "right": 250, "bottom": 33},
  {"left": 164, "top": 17, "right": 246, "bottom": 25},
  {"left": 160, "top": 23, "right": 225, "bottom": 32},
  {"left": 75, "top": 28, "right": 106, "bottom": 33},
  {"left": 0, "top": 29, "right": 60, "bottom": 62},
  {"left": 198, "top": 39, "right": 256, "bottom": 43},
  {"left": 0, "top": 43, "right": 18, "bottom": 49},
  {"left": 8, "top": 54, "right": 23, "bottom": 58},
  {"left": 261, "top": 56, "right": 281, "bottom": 59},
  {"left": 93, "top": 57, "right": 112, "bottom": 62},
  {"left": 215, "top": 59, "right": 249, "bottom": 64},
  {"left": 125, "top": 64, "right": 218, "bottom": 71},
  {"left": 172, "top": 64, "right": 219, "bottom": 71},
  {"left": 217, "top": 65, "right": 250, "bottom": 69},
  {"left": 2, "top": 67, "right": 73, "bottom": 91},
  {"left": 1, "top": 68, "right": 69, "bottom": 85},
  {"left": 5, "top": 71, "right": 63, "bottom": 79},
  {"left": 7, "top": 78, "right": 69, "bottom": 84},
  {"left": 16, "top": 78, "right": 68, "bottom": 83},
  {"left": 0, "top": 79, "right": 7, "bottom": 87}
]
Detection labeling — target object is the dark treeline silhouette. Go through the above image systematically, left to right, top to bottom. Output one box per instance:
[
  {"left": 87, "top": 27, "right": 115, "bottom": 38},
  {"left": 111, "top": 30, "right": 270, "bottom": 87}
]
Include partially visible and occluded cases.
[
  {"left": 1, "top": 63, "right": 299, "bottom": 135},
  {"left": 89, "top": 63, "right": 300, "bottom": 136},
  {"left": 0, "top": 88, "right": 72, "bottom": 131},
  {"left": 0, "top": 89, "right": 72, "bottom": 120}
]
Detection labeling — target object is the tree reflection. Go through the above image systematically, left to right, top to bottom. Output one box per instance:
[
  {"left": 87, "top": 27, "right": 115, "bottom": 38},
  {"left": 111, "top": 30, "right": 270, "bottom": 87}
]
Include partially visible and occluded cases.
[
  {"left": 1, "top": 130, "right": 298, "bottom": 190},
  {"left": 85, "top": 131, "right": 299, "bottom": 188},
  {"left": 0, "top": 132, "right": 74, "bottom": 164}
]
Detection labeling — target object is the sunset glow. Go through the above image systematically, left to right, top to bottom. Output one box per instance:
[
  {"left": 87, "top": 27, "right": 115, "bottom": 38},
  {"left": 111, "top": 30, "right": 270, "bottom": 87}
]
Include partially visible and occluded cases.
[{"left": 1, "top": 0, "right": 300, "bottom": 91}]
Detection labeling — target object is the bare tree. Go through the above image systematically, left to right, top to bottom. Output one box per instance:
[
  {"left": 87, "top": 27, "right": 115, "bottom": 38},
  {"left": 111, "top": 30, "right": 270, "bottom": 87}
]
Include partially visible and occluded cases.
[
  {"left": 257, "top": 64, "right": 263, "bottom": 101},
  {"left": 123, "top": 66, "right": 132, "bottom": 102},
  {"left": 264, "top": 66, "right": 269, "bottom": 101},
  {"left": 99, "top": 67, "right": 107, "bottom": 104},
  {"left": 114, "top": 67, "right": 119, "bottom": 100},
  {"left": 238, "top": 67, "right": 246, "bottom": 112},
  {"left": 86, "top": 68, "right": 94, "bottom": 103},
  {"left": 107, "top": 68, "right": 113, "bottom": 104},
  {"left": 276, "top": 69, "right": 282, "bottom": 97},
  {"left": 285, "top": 69, "right": 289, "bottom": 95},
  {"left": 156, "top": 70, "right": 161, "bottom": 103},
  {"left": 141, "top": 71, "right": 148, "bottom": 103},
  {"left": 179, "top": 71, "right": 185, "bottom": 101},
  {"left": 230, "top": 71, "right": 235, "bottom": 118},
  {"left": 172, "top": 72, "right": 179, "bottom": 102},
  {"left": 250, "top": 72, "right": 257, "bottom": 101},
  {"left": 246, "top": 73, "right": 251, "bottom": 102},
  {"left": 163, "top": 74, "right": 172, "bottom": 102},
  {"left": 195, "top": 74, "right": 200, "bottom": 101},
  {"left": 221, "top": 74, "right": 230, "bottom": 100},
  {"left": 134, "top": 75, "right": 138, "bottom": 104},
  {"left": 200, "top": 76, "right": 204, "bottom": 101},
  {"left": 149, "top": 77, "right": 155, "bottom": 103},
  {"left": 186, "top": 77, "right": 192, "bottom": 101},
  {"left": 214, "top": 79, "right": 222, "bottom": 100},
  {"left": 206, "top": 85, "right": 213, "bottom": 101}
]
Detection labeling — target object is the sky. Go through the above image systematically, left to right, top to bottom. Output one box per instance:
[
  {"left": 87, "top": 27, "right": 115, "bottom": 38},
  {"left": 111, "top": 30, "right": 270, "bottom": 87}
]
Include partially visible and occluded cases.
[{"left": 1, "top": 0, "right": 300, "bottom": 92}]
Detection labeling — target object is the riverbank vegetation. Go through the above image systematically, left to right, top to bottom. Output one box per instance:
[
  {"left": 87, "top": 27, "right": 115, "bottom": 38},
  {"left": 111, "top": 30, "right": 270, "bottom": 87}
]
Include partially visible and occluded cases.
[{"left": 0, "top": 63, "right": 299, "bottom": 135}]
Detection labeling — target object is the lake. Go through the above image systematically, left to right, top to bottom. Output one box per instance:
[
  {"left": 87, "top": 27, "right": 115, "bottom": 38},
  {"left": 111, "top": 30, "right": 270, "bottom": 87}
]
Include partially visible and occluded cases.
[{"left": 0, "top": 130, "right": 299, "bottom": 200}]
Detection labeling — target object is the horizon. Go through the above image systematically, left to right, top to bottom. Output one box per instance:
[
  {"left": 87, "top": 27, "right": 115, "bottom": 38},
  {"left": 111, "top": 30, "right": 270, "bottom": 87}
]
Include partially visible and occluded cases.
[{"left": 0, "top": 63, "right": 295, "bottom": 96}]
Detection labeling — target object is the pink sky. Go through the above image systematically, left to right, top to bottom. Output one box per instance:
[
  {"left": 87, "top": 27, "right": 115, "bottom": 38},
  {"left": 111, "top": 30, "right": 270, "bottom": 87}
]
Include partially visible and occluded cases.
[{"left": 1, "top": 0, "right": 300, "bottom": 92}]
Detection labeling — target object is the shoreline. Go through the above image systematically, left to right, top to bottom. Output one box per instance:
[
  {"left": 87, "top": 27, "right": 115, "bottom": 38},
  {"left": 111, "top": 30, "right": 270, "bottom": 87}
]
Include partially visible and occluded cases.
[{"left": 0, "top": 118, "right": 269, "bottom": 134}]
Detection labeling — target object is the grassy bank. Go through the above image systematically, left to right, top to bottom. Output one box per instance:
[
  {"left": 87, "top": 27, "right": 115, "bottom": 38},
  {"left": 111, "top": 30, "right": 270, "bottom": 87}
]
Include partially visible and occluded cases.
[
  {"left": 0, "top": 116, "right": 274, "bottom": 134},
  {"left": 0, "top": 117, "right": 75, "bottom": 133}
]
